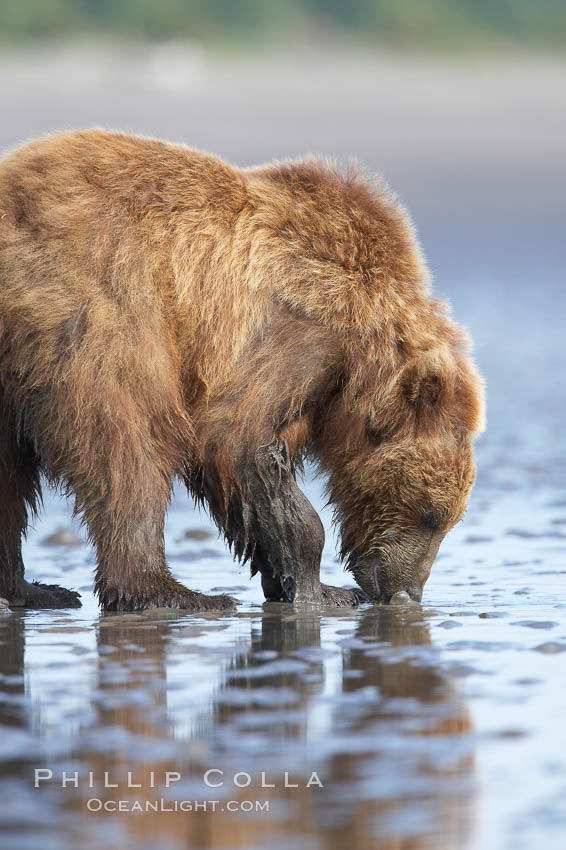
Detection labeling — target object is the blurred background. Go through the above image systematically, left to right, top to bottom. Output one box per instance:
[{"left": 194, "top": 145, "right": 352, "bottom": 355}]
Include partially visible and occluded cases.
[
  {"left": 1, "top": 0, "right": 566, "bottom": 49},
  {"left": 1, "top": 4, "right": 566, "bottom": 850}
]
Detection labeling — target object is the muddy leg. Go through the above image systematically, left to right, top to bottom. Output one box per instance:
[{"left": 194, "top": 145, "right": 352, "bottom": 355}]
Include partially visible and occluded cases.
[
  {"left": 0, "top": 415, "right": 81, "bottom": 609},
  {"left": 241, "top": 443, "right": 363, "bottom": 607}
]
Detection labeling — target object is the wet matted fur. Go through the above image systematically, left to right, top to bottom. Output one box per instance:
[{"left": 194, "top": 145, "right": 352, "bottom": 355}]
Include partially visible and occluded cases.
[{"left": 0, "top": 130, "right": 484, "bottom": 610}]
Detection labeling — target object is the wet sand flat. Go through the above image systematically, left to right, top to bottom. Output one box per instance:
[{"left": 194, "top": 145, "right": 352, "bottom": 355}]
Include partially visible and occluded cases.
[{"left": 0, "top": 49, "right": 565, "bottom": 850}]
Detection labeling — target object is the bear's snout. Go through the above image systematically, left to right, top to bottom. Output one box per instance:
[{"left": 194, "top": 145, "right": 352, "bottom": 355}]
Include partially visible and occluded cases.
[{"left": 350, "top": 529, "right": 444, "bottom": 605}]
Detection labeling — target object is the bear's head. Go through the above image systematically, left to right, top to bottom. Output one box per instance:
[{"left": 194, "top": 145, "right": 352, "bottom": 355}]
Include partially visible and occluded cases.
[{"left": 319, "top": 344, "right": 485, "bottom": 603}]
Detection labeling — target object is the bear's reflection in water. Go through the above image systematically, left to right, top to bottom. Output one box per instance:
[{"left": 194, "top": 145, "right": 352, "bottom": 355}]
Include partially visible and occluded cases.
[{"left": 12, "top": 605, "right": 473, "bottom": 850}]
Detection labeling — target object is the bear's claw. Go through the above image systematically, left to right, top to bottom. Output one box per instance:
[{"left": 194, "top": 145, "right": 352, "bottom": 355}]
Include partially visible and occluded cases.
[
  {"left": 99, "top": 579, "right": 238, "bottom": 613},
  {"left": 9, "top": 580, "right": 82, "bottom": 609},
  {"left": 321, "top": 583, "right": 371, "bottom": 608},
  {"left": 175, "top": 591, "right": 238, "bottom": 613}
]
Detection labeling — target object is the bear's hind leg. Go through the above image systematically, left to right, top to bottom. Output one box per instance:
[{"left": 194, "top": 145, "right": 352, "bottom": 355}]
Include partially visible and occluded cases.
[
  {"left": 34, "top": 328, "right": 236, "bottom": 613},
  {"left": 0, "top": 413, "right": 81, "bottom": 609},
  {"left": 78, "top": 461, "right": 236, "bottom": 613},
  {"left": 91, "top": 498, "right": 236, "bottom": 613}
]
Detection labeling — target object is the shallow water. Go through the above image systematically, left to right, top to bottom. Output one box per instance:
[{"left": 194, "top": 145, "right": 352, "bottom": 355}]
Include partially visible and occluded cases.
[
  {"left": 0, "top": 50, "right": 565, "bottom": 850},
  {"left": 1, "top": 473, "right": 565, "bottom": 850}
]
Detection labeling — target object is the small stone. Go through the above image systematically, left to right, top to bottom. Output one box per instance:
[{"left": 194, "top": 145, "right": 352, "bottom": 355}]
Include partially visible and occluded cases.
[
  {"left": 41, "top": 528, "right": 83, "bottom": 547},
  {"left": 182, "top": 528, "right": 213, "bottom": 541},
  {"left": 390, "top": 591, "right": 410, "bottom": 603},
  {"left": 511, "top": 620, "right": 558, "bottom": 630},
  {"left": 533, "top": 642, "right": 566, "bottom": 654},
  {"left": 496, "top": 728, "right": 529, "bottom": 739}
]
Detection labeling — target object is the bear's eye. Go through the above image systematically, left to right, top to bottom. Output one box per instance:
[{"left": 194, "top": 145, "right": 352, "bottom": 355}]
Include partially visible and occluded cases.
[
  {"left": 365, "top": 419, "right": 385, "bottom": 446},
  {"left": 366, "top": 428, "right": 382, "bottom": 446},
  {"left": 421, "top": 509, "right": 441, "bottom": 532}
]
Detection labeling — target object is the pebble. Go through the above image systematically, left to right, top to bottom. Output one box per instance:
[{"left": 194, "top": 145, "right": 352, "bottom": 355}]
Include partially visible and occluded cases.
[
  {"left": 41, "top": 528, "right": 83, "bottom": 547},
  {"left": 181, "top": 528, "right": 213, "bottom": 541},
  {"left": 511, "top": 621, "right": 558, "bottom": 630},
  {"left": 533, "top": 642, "right": 566, "bottom": 654}
]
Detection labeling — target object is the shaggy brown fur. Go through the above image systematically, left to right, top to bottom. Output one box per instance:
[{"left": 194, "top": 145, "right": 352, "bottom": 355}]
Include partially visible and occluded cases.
[{"left": 0, "top": 130, "right": 484, "bottom": 610}]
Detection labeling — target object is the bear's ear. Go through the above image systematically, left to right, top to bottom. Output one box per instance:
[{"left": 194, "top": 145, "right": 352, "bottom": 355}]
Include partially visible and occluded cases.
[
  {"left": 398, "top": 348, "right": 455, "bottom": 420},
  {"left": 455, "top": 359, "right": 486, "bottom": 436}
]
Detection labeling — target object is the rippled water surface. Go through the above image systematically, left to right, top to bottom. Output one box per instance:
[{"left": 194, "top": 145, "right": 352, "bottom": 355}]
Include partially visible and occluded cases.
[{"left": 0, "top": 51, "right": 565, "bottom": 850}]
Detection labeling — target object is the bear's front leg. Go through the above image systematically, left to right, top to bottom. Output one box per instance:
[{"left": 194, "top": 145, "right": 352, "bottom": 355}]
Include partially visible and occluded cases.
[{"left": 237, "top": 443, "right": 363, "bottom": 607}]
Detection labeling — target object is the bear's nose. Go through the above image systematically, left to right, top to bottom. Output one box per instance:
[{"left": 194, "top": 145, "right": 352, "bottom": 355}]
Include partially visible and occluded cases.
[{"left": 407, "top": 585, "right": 423, "bottom": 603}]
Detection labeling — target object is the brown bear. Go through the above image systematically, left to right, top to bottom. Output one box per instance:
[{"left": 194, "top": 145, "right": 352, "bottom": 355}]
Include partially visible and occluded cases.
[{"left": 0, "top": 129, "right": 484, "bottom": 611}]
